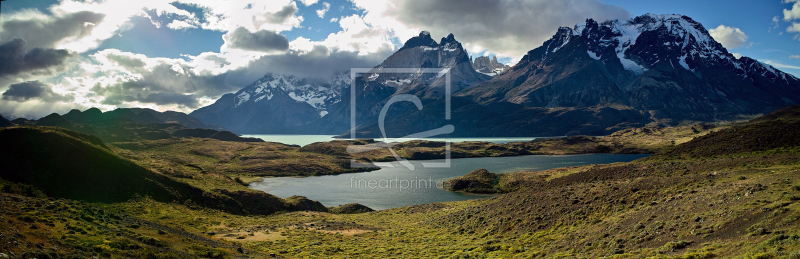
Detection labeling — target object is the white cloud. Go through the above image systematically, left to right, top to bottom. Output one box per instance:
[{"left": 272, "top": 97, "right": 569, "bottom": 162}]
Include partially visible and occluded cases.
[
  {"left": 47, "top": 0, "right": 195, "bottom": 52},
  {"left": 171, "top": 0, "right": 303, "bottom": 32},
  {"left": 298, "top": 0, "right": 319, "bottom": 6},
  {"left": 784, "top": 0, "right": 800, "bottom": 21},
  {"left": 785, "top": 0, "right": 800, "bottom": 39},
  {"left": 316, "top": 2, "right": 330, "bottom": 18},
  {"left": 293, "top": 14, "right": 397, "bottom": 55},
  {"left": 771, "top": 16, "right": 781, "bottom": 33},
  {"left": 330, "top": 17, "right": 339, "bottom": 23},
  {"left": 166, "top": 20, "right": 197, "bottom": 30},
  {"left": 789, "top": 22, "right": 800, "bottom": 33},
  {"left": 708, "top": 25, "right": 748, "bottom": 49},
  {"left": 732, "top": 53, "right": 742, "bottom": 59},
  {"left": 790, "top": 55, "right": 800, "bottom": 59},
  {"left": 763, "top": 59, "right": 800, "bottom": 70}
]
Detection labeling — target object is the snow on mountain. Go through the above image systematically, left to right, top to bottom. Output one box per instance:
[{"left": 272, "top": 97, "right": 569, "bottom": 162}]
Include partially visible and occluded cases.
[
  {"left": 543, "top": 13, "right": 796, "bottom": 82},
  {"left": 232, "top": 72, "right": 350, "bottom": 118}
]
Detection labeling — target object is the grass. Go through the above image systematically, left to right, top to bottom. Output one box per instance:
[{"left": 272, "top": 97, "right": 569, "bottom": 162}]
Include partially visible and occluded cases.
[
  {"left": 1, "top": 107, "right": 799, "bottom": 258},
  {"left": 5, "top": 151, "right": 793, "bottom": 258}
]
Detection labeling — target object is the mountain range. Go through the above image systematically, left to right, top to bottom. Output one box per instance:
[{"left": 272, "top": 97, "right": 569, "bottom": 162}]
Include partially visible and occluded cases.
[
  {"left": 190, "top": 13, "right": 800, "bottom": 137},
  {"left": 190, "top": 72, "right": 350, "bottom": 134},
  {"left": 3, "top": 107, "right": 265, "bottom": 143}
]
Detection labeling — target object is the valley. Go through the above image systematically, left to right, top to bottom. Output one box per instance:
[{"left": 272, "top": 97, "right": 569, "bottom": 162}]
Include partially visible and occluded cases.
[
  {"left": 1, "top": 4, "right": 799, "bottom": 258},
  {"left": 0, "top": 106, "right": 799, "bottom": 258}
]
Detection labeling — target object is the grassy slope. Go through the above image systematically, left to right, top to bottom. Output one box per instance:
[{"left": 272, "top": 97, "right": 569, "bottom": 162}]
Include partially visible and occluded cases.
[
  {"left": 1, "top": 107, "right": 798, "bottom": 258},
  {"left": 0, "top": 126, "right": 332, "bottom": 216},
  {"left": 0, "top": 126, "right": 194, "bottom": 203},
  {"left": 110, "top": 138, "right": 375, "bottom": 186}
]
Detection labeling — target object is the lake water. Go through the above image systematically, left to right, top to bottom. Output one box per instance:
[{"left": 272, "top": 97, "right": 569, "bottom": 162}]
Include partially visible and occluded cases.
[
  {"left": 240, "top": 134, "right": 546, "bottom": 147},
  {"left": 249, "top": 154, "right": 649, "bottom": 210}
]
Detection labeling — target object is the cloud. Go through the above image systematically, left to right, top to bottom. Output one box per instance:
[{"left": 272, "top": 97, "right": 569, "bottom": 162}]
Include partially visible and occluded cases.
[
  {"left": 171, "top": 0, "right": 303, "bottom": 32},
  {"left": 298, "top": 0, "right": 319, "bottom": 6},
  {"left": 349, "top": 0, "right": 630, "bottom": 59},
  {"left": 784, "top": 0, "right": 800, "bottom": 21},
  {"left": 785, "top": 0, "right": 800, "bottom": 39},
  {"left": 317, "top": 2, "right": 331, "bottom": 18},
  {"left": 269, "top": 4, "right": 300, "bottom": 24},
  {"left": 0, "top": 10, "right": 106, "bottom": 52},
  {"left": 289, "top": 14, "right": 398, "bottom": 55},
  {"left": 770, "top": 16, "right": 781, "bottom": 33},
  {"left": 330, "top": 17, "right": 339, "bottom": 23},
  {"left": 166, "top": 19, "right": 197, "bottom": 30},
  {"left": 789, "top": 22, "right": 800, "bottom": 33},
  {"left": 709, "top": 25, "right": 749, "bottom": 49},
  {"left": 222, "top": 27, "right": 290, "bottom": 52},
  {"left": 0, "top": 38, "right": 73, "bottom": 77},
  {"left": 79, "top": 44, "right": 390, "bottom": 111},
  {"left": 225, "top": 45, "right": 394, "bottom": 82},
  {"left": 105, "top": 53, "right": 147, "bottom": 70},
  {"left": 732, "top": 53, "right": 742, "bottom": 59},
  {"left": 791, "top": 55, "right": 800, "bottom": 59},
  {"left": 762, "top": 59, "right": 800, "bottom": 70},
  {"left": 93, "top": 63, "right": 234, "bottom": 108},
  {"left": 2, "top": 81, "right": 73, "bottom": 102},
  {"left": 102, "top": 92, "right": 198, "bottom": 107}
]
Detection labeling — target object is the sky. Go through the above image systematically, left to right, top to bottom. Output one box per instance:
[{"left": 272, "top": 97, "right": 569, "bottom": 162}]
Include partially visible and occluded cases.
[{"left": 0, "top": 0, "right": 799, "bottom": 119}]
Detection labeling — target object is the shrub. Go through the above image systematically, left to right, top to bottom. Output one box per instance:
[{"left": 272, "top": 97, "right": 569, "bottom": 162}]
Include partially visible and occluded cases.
[{"left": 659, "top": 240, "right": 691, "bottom": 253}]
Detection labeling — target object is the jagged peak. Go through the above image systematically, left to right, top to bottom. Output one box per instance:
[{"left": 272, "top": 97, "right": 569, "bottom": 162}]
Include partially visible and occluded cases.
[
  {"left": 400, "top": 31, "right": 438, "bottom": 50},
  {"left": 440, "top": 33, "right": 457, "bottom": 44}
]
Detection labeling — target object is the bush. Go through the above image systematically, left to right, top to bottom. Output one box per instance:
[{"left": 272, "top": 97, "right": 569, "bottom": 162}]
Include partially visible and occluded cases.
[
  {"left": 1, "top": 182, "right": 46, "bottom": 198},
  {"left": 659, "top": 240, "right": 691, "bottom": 253},
  {"left": 191, "top": 245, "right": 229, "bottom": 259},
  {"left": 745, "top": 253, "right": 773, "bottom": 259}
]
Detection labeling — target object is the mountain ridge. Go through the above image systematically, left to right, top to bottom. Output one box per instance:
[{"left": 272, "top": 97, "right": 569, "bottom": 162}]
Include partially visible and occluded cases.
[
  {"left": 190, "top": 13, "right": 800, "bottom": 137},
  {"left": 458, "top": 13, "right": 800, "bottom": 124}
]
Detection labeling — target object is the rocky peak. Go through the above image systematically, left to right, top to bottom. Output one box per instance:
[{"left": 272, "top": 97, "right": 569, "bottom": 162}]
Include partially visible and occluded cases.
[
  {"left": 523, "top": 13, "right": 798, "bottom": 82},
  {"left": 400, "top": 31, "right": 438, "bottom": 50},
  {"left": 440, "top": 33, "right": 458, "bottom": 46},
  {"left": 472, "top": 55, "right": 510, "bottom": 76}
]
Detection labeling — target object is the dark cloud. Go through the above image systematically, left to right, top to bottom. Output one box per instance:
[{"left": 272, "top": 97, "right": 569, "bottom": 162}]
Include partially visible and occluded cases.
[
  {"left": 388, "top": 0, "right": 630, "bottom": 57},
  {"left": 250, "top": 3, "right": 299, "bottom": 30},
  {"left": 269, "top": 4, "right": 299, "bottom": 24},
  {"left": 0, "top": 11, "right": 106, "bottom": 50},
  {"left": 223, "top": 27, "right": 290, "bottom": 52},
  {"left": 0, "top": 39, "right": 73, "bottom": 77},
  {"left": 92, "top": 45, "right": 392, "bottom": 108},
  {"left": 224, "top": 45, "right": 394, "bottom": 85},
  {"left": 106, "top": 53, "right": 146, "bottom": 70},
  {"left": 203, "top": 55, "right": 231, "bottom": 66},
  {"left": 94, "top": 61, "right": 234, "bottom": 109},
  {"left": 2, "top": 81, "right": 73, "bottom": 102},
  {"left": 102, "top": 92, "right": 198, "bottom": 108},
  {"left": 140, "top": 92, "right": 198, "bottom": 107}
]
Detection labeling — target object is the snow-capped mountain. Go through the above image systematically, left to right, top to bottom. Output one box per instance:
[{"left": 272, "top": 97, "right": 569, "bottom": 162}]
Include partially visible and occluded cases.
[
  {"left": 351, "top": 13, "right": 800, "bottom": 138},
  {"left": 457, "top": 13, "right": 800, "bottom": 126},
  {"left": 192, "top": 14, "right": 800, "bottom": 137},
  {"left": 560, "top": 14, "right": 794, "bottom": 82},
  {"left": 301, "top": 31, "right": 493, "bottom": 135},
  {"left": 366, "top": 31, "right": 492, "bottom": 97},
  {"left": 190, "top": 72, "right": 350, "bottom": 134},
  {"left": 233, "top": 73, "right": 349, "bottom": 118}
]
